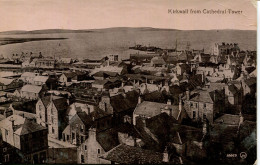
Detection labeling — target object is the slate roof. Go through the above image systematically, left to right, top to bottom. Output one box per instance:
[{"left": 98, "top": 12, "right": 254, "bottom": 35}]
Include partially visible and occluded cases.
[
  {"left": 151, "top": 56, "right": 166, "bottom": 65},
  {"left": 101, "top": 61, "right": 125, "bottom": 67},
  {"left": 245, "top": 67, "right": 256, "bottom": 74},
  {"left": 93, "top": 71, "right": 118, "bottom": 78},
  {"left": 21, "top": 72, "right": 36, "bottom": 78},
  {"left": 63, "top": 72, "right": 77, "bottom": 79},
  {"left": 125, "top": 74, "right": 168, "bottom": 82},
  {"left": 33, "top": 76, "right": 49, "bottom": 83},
  {"left": 244, "top": 77, "right": 256, "bottom": 87},
  {"left": 0, "top": 78, "right": 13, "bottom": 85},
  {"left": 92, "top": 79, "right": 110, "bottom": 85},
  {"left": 208, "top": 82, "right": 225, "bottom": 92},
  {"left": 21, "top": 84, "right": 42, "bottom": 93},
  {"left": 227, "top": 84, "right": 239, "bottom": 95},
  {"left": 110, "top": 90, "right": 139, "bottom": 113},
  {"left": 189, "top": 90, "right": 214, "bottom": 103},
  {"left": 142, "top": 91, "right": 166, "bottom": 103},
  {"left": 40, "top": 95, "right": 64, "bottom": 108},
  {"left": 52, "top": 97, "right": 68, "bottom": 111},
  {"left": 134, "top": 101, "right": 179, "bottom": 118},
  {"left": 90, "top": 108, "right": 111, "bottom": 120},
  {"left": 69, "top": 109, "right": 111, "bottom": 131},
  {"left": 77, "top": 112, "right": 93, "bottom": 126},
  {"left": 145, "top": 113, "right": 203, "bottom": 144},
  {"left": 214, "top": 114, "right": 240, "bottom": 125},
  {"left": 0, "top": 115, "right": 46, "bottom": 136},
  {"left": 15, "top": 119, "right": 46, "bottom": 135},
  {"left": 116, "top": 122, "right": 141, "bottom": 138},
  {"left": 169, "top": 124, "right": 203, "bottom": 144},
  {"left": 210, "top": 124, "right": 238, "bottom": 150},
  {"left": 96, "top": 128, "right": 120, "bottom": 152},
  {"left": 101, "top": 144, "right": 164, "bottom": 164}
]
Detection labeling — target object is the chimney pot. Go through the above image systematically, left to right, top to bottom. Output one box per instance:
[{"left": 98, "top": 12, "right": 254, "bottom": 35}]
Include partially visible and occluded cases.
[{"left": 163, "top": 146, "right": 169, "bottom": 162}]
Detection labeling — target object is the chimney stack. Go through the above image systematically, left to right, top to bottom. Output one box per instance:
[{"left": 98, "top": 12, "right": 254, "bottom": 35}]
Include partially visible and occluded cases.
[
  {"left": 186, "top": 89, "right": 190, "bottom": 100},
  {"left": 138, "top": 96, "right": 142, "bottom": 104},
  {"left": 179, "top": 97, "right": 182, "bottom": 111},
  {"left": 167, "top": 99, "right": 172, "bottom": 105},
  {"left": 239, "top": 112, "right": 244, "bottom": 127},
  {"left": 9, "top": 117, "right": 15, "bottom": 130},
  {"left": 203, "top": 119, "right": 209, "bottom": 136},
  {"left": 89, "top": 127, "right": 96, "bottom": 140},
  {"left": 162, "top": 146, "right": 169, "bottom": 163}
]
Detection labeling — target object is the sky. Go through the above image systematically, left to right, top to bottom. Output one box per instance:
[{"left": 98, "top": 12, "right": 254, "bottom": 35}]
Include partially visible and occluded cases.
[{"left": 0, "top": 0, "right": 257, "bottom": 31}]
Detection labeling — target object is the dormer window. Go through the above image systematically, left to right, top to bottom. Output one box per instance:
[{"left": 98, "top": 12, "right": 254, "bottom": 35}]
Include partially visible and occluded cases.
[{"left": 80, "top": 125, "right": 84, "bottom": 132}]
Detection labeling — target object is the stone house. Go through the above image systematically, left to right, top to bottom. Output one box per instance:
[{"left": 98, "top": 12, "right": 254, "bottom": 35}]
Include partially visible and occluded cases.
[
  {"left": 150, "top": 56, "right": 166, "bottom": 67},
  {"left": 34, "top": 58, "right": 55, "bottom": 69},
  {"left": 20, "top": 72, "right": 38, "bottom": 84},
  {"left": 59, "top": 72, "right": 78, "bottom": 85},
  {"left": 33, "top": 76, "right": 49, "bottom": 86},
  {"left": 241, "top": 77, "right": 256, "bottom": 96},
  {"left": 0, "top": 78, "right": 23, "bottom": 92},
  {"left": 20, "top": 84, "right": 44, "bottom": 100},
  {"left": 224, "top": 84, "right": 242, "bottom": 106},
  {"left": 182, "top": 88, "right": 224, "bottom": 123},
  {"left": 99, "top": 90, "right": 139, "bottom": 125},
  {"left": 36, "top": 95, "right": 67, "bottom": 128},
  {"left": 46, "top": 96, "right": 69, "bottom": 139},
  {"left": 133, "top": 100, "right": 182, "bottom": 125},
  {"left": 62, "top": 109, "right": 112, "bottom": 146},
  {"left": 0, "top": 115, "right": 48, "bottom": 164},
  {"left": 77, "top": 128, "right": 119, "bottom": 164},
  {"left": 100, "top": 144, "right": 176, "bottom": 164}
]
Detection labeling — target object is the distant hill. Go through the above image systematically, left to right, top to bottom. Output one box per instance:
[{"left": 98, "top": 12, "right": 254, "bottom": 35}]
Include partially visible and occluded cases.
[
  {"left": 0, "top": 27, "right": 256, "bottom": 60},
  {"left": 0, "top": 27, "right": 255, "bottom": 35},
  {"left": 0, "top": 27, "right": 185, "bottom": 35},
  {"left": 0, "top": 29, "right": 93, "bottom": 35}
]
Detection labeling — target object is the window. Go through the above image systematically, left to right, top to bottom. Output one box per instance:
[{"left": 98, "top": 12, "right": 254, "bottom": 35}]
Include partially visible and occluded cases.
[
  {"left": 190, "top": 102, "right": 193, "bottom": 107},
  {"left": 104, "top": 103, "right": 107, "bottom": 112},
  {"left": 204, "top": 103, "right": 206, "bottom": 108},
  {"left": 39, "top": 105, "right": 42, "bottom": 111},
  {"left": 192, "top": 111, "right": 196, "bottom": 119},
  {"left": 203, "top": 114, "right": 207, "bottom": 119},
  {"left": 51, "top": 117, "right": 54, "bottom": 124},
  {"left": 80, "top": 125, "right": 84, "bottom": 132},
  {"left": 52, "top": 127, "right": 55, "bottom": 134},
  {"left": 5, "top": 129, "right": 8, "bottom": 136},
  {"left": 63, "top": 134, "right": 65, "bottom": 141},
  {"left": 67, "top": 135, "right": 70, "bottom": 141},
  {"left": 81, "top": 136, "right": 84, "bottom": 143},
  {"left": 85, "top": 145, "right": 87, "bottom": 151},
  {"left": 3, "top": 147, "right": 7, "bottom": 152},
  {"left": 97, "top": 149, "right": 101, "bottom": 154},
  {"left": 4, "top": 154, "right": 9, "bottom": 162},
  {"left": 81, "top": 155, "right": 84, "bottom": 163}
]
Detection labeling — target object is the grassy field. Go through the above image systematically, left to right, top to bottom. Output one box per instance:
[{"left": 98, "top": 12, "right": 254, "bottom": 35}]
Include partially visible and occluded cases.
[
  {"left": 0, "top": 27, "right": 256, "bottom": 60},
  {"left": 0, "top": 37, "right": 67, "bottom": 46}
]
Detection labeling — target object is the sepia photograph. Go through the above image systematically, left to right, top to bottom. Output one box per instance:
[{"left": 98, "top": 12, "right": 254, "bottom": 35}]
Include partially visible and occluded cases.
[{"left": 0, "top": 0, "right": 257, "bottom": 164}]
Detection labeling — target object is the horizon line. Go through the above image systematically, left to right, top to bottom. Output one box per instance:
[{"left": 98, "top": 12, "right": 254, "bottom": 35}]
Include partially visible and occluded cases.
[{"left": 0, "top": 26, "right": 256, "bottom": 33}]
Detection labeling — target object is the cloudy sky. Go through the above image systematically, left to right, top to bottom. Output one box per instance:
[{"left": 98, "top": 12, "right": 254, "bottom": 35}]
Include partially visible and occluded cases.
[{"left": 0, "top": 0, "right": 256, "bottom": 31}]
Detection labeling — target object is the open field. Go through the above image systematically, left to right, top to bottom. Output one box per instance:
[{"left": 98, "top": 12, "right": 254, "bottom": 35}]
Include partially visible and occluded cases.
[
  {"left": 0, "top": 27, "right": 256, "bottom": 60},
  {"left": 0, "top": 37, "right": 67, "bottom": 46}
]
